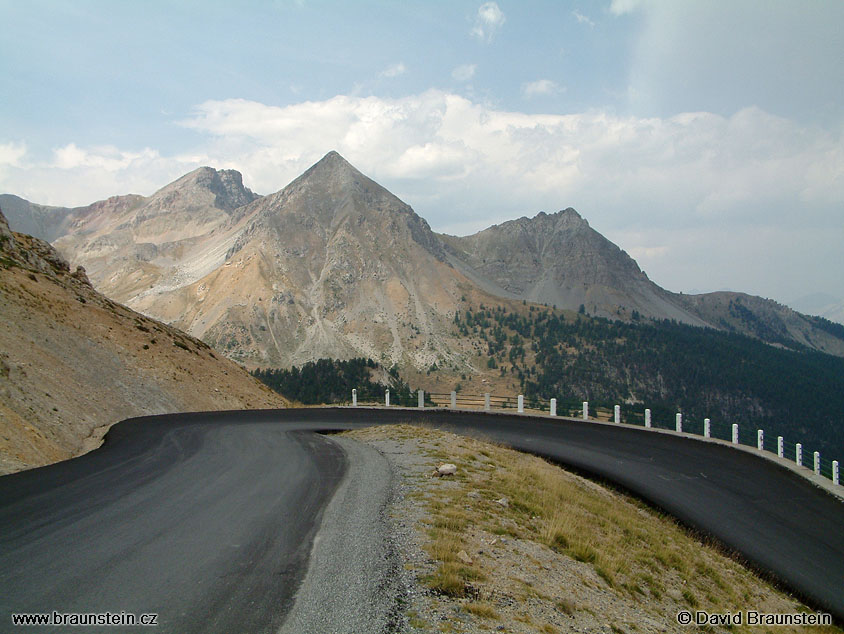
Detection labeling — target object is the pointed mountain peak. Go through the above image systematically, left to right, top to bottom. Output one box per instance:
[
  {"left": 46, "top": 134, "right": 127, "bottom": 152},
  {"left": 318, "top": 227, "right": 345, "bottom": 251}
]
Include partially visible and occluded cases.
[{"left": 296, "top": 150, "right": 367, "bottom": 187}]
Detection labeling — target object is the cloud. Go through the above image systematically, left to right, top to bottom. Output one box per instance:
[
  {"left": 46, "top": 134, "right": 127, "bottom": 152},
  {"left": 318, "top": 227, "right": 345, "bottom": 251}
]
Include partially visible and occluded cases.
[
  {"left": 609, "top": 0, "right": 645, "bottom": 16},
  {"left": 471, "top": 2, "right": 505, "bottom": 42},
  {"left": 572, "top": 10, "right": 594, "bottom": 27},
  {"left": 379, "top": 62, "right": 407, "bottom": 78},
  {"left": 451, "top": 63, "right": 477, "bottom": 82},
  {"left": 522, "top": 79, "right": 562, "bottom": 98},
  {"left": 3, "top": 92, "right": 843, "bottom": 300},
  {"left": 0, "top": 142, "right": 27, "bottom": 167}
]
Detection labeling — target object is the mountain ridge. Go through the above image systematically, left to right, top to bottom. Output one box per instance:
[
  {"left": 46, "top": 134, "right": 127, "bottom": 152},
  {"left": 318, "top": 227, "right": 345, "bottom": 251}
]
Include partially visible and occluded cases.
[{"left": 5, "top": 151, "right": 843, "bottom": 367}]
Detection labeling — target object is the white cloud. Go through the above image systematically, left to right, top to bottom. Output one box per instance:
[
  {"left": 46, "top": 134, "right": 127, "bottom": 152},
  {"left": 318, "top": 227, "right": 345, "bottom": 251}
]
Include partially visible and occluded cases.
[
  {"left": 609, "top": 0, "right": 645, "bottom": 16},
  {"left": 471, "top": 2, "right": 505, "bottom": 42},
  {"left": 572, "top": 10, "right": 594, "bottom": 27},
  {"left": 379, "top": 62, "right": 407, "bottom": 78},
  {"left": 451, "top": 63, "right": 477, "bottom": 82},
  {"left": 522, "top": 79, "right": 562, "bottom": 98},
  {"left": 3, "top": 92, "right": 843, "bottom": 300},
  {"left": 0, "top": 142, "right": 27, "bottom": 167}
]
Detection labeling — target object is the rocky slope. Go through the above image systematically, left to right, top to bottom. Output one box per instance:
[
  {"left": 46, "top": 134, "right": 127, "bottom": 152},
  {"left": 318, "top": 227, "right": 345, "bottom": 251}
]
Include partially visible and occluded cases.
[
  {"left": 126, "top": 152, "right": 497, "bottom": 373},
  {"left": 0, "top": 208, "right": 285, "bottom": 475},
  {"left": 439, "top": 209, "right": 705, "bottom": 325}
]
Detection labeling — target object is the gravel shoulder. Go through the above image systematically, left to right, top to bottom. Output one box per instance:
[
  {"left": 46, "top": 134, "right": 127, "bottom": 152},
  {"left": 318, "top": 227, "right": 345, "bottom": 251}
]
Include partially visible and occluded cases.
[{"left": 278, "top": 434, "right": 407, "bottom": 634}]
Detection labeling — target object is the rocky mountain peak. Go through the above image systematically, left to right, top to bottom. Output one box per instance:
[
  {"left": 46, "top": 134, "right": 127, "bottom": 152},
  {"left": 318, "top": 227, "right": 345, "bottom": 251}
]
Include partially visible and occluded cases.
[{"left": 147, "top": 166, "right": 258, "bottom": 213}]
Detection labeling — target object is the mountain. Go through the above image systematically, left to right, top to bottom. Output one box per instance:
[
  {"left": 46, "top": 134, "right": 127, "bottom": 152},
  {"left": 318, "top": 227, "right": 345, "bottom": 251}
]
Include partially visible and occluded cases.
[
  {"left": 126, "top": 151, "right": 493, "bottom": 373},
  {"left": 5, "top": 152, "right": 844, "bottom": 370},
  {"left": 48, "top": 167, "right": 260, "bottom": 305},
  {"left": 0, "top": 194, "right": 77, "bottom": 242},
  {"left": 0, "top": 207, "right": 284, "bottom": 475},
  {"left": 439, "top": 209, "right": 706, "bottom": 325},
  {"left": 440, "top": 209, "right": 844, "bottom": 357},
  {"left": 672, "top": 291, "right": 844, "bottom": 357}
]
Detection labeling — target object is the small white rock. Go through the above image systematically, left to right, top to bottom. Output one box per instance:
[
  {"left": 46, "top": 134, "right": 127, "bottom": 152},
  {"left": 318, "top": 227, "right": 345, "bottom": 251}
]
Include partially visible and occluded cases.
[
  {"left": 436, "top": 463, "right": 457, "bottom": 476},
  {"left": 495, "top": 497, "right": 509, "bottom": 508},
  {"left": 457, "top": 550, "right": 473, "bottom": 565}
]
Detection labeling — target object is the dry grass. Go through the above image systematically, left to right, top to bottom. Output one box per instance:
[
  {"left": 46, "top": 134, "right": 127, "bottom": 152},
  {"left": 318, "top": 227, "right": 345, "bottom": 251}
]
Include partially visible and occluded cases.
[{"left": 346, "top": 423, "right": 841, "bottom": 634}]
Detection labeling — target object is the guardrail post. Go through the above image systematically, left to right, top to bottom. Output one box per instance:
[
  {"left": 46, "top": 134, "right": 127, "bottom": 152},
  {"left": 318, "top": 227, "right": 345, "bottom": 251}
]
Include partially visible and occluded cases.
[
  {"left": 352, "top": 389, "right": 357, "bottom": 407},
  {"left": 385, "top": 389, "right": 390, "bottom": 407},
  {"left": 418, "top": 389, "right": 424, "bottom": 409},
  {"left": 450, "top": 391, "right": 456, "bottom": 409},
  {"left": 484, "top": 393, "right": 491, "bottom": 411},
  {"left": 518, "top": 395, "right": 524, "bottom": 413},
  {"left": 550, "top": 398, "right": 557, "bottom": 417},
  {"left": 582, "top": 401, "right": 588, "bottom": 420},
  {"left": 614, "top": 405, "right": 621, "bottom": 424},
  {"left": 645, "top": 408, "right": 651, "bottom": 428},
  {"left": 675, "top": 413, "right": 682, "bottom": 433},
  {"left": 704, "top": 418, "right": 711, "bottom": 438},
  {"left": 731, "top": 424, "right": 739, "bottom": 444},
  {"left": 757, "top": 429, "right": 764, "bottom": 451},
  {"left": 777, "top": 436, "right": 784, "bottom": 458},
  {"left": 796, "top": 443, "right": 802, "bottom": 467},
  {"left": 814, "top": 451, "right": 820, "bottom": 475},
  {"left": 834, "top": 461, "right": 840, "bottom": 486}
]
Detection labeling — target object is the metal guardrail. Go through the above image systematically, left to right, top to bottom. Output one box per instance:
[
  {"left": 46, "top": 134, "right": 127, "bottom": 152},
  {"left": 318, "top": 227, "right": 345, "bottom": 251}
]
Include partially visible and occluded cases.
[{"left": 349, "top": 388, "right": 841, "bottom": 488}]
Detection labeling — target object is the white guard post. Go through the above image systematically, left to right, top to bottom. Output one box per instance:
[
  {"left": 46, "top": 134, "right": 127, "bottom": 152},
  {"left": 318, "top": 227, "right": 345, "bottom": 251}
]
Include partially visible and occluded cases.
[
  {"left": 352, "top": 389, "right": 357, "bottom": 407},
  {"left": 385, "top": 389, "right": 390, "bottom": 407},
  {"left": 418, "top": 389, "right": 424, "bottom": 409},
  {"left": 450, "top": 391, "right": 456, "bottom": 409},
  {"left": 484, "top": 393, "right": 491, "bottom": 411},
  {"left": 517, "top": 395, "right": 524, "bottom": 413},
  {"left": 550, "top": 398, "right": 557, "bottom": 417},
  {"left": 582, "top": 401, "right": 588, "bottom": 420},
  {"left": 614, "top": 405, "right": 620, "bottom": 424},
  {"left": 645, "top": 409, "right": 651, "bottom": 428},
  {"left": 675, "top": 413, "right": 682, "bottom": 433},
  {"left": 704, "top": 418, "right": 711, "bottom": 438}
]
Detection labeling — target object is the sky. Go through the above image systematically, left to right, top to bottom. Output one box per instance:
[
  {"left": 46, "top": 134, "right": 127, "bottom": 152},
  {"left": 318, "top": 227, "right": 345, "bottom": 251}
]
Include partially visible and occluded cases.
[{"left": 1, "top": 0, "right": 843, "bottom": 306}]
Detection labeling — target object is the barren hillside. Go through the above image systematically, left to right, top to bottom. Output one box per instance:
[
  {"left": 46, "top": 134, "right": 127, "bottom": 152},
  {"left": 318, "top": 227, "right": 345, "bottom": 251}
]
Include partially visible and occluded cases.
[{"left": 0, "top": 209, "right": 285, "bottom": 475}]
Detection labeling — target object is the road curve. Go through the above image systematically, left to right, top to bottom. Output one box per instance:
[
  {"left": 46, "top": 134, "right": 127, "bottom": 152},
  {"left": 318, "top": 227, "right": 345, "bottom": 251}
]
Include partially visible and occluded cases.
[
  {"left": 1, "top": 407, "right": 843, "bottom": 627},
  {"left": 0, "top": 422, "right": 347, "bottom": 633}
]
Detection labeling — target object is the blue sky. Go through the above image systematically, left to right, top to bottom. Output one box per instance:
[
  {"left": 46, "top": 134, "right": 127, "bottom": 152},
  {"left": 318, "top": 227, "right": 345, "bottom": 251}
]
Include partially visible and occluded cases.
[{"left": 1, "top": 0, "right": 843, "bottom": 305}]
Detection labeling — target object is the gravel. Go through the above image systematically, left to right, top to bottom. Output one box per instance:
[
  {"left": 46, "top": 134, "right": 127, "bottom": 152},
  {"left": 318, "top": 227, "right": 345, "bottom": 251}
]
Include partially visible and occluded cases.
[{"left": 278, "top": 435, "right": 409, "bottom": 634}]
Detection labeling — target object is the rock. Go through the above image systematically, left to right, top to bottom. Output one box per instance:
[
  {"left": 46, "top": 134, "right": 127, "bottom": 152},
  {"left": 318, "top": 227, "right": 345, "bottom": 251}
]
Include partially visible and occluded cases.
[
  {"left": 71, "top": 266, "right": 92, "bottom": 286},
  {"left": 434, "top": 463, "right": 457, "bottom": 477},
  {"left": 467, "top": 491, "right": 481, "bottom": 499},
  {"left": 495, "top": 497, "right": 509, "bottom": 508},
  {"left": 457, "top": 550, "right": 473, "bottom": 565}
]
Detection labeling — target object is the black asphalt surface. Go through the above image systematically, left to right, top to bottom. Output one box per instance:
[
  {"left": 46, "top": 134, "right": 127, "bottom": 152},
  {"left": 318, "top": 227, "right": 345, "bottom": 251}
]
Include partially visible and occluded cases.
[
  {"left": 1, "top": 407, "right": 842, "bottom": 631},
  {"left": 0, "top": 421, "right": 347, "bottom": 633}
]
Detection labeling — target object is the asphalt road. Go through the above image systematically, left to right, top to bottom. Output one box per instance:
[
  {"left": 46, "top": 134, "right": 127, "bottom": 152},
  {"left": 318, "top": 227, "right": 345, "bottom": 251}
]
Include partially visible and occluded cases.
[
  {"left": 1, "top": 407, "right": 842, "bottom": 630},
  {"left": 0, "top": 421, "right": 347, "bottom": 633}
]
